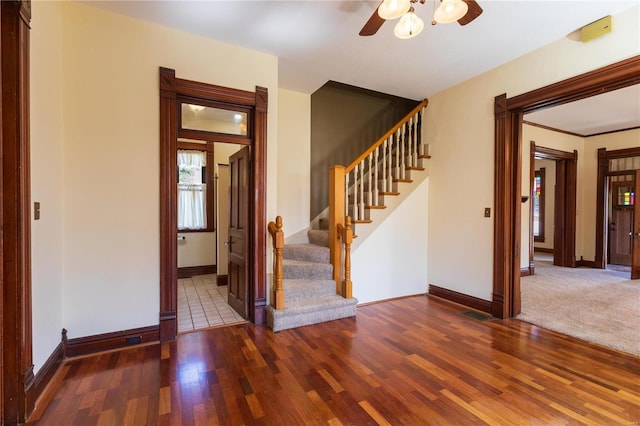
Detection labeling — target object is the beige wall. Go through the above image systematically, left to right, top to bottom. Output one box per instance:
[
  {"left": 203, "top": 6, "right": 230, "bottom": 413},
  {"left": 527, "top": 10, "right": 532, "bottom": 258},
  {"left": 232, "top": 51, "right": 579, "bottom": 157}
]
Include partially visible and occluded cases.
[
  {"left": 31, "top": 0, "right": 65, "bottom": 375},
  {"left": 33, "top": 2, "right": 278, "bottom": 345},
  {"left": 426, "top": 5, "right": 639, "bottom": 300},
  {"left": 277, "top": 89, "right": 311, "bottom": 240}
]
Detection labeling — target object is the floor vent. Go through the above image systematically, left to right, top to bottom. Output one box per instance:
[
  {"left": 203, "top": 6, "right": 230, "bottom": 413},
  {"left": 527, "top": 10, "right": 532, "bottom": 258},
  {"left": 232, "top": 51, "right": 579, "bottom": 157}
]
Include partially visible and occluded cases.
[{"left": 460, "top": 310, "right": 494, "bottom": 322}]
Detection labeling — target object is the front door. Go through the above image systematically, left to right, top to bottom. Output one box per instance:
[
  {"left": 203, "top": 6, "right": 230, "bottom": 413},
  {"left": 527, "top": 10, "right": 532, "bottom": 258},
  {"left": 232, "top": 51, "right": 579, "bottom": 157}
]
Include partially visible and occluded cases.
[
  {"left": 227, "top": 146, "right": 250, "bottom": 317},
  {"left": 631, "top": 170, "right": 640, "bottom": 279},
  {"left": 609, "top": 180, "right": 634, "bottom": 266}
]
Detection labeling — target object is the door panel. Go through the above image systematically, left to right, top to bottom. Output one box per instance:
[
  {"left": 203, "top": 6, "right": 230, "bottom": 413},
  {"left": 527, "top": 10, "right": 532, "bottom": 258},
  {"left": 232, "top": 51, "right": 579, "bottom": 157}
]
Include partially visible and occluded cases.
[
  {"left": 228, "top": 146, "right": 250, "bottom": 317},
  {"left": 216, "top": 164, "right": 230, "bottom": 284},
  {"left": 632, "top": 170, "right": 640, "bottom": 279}
]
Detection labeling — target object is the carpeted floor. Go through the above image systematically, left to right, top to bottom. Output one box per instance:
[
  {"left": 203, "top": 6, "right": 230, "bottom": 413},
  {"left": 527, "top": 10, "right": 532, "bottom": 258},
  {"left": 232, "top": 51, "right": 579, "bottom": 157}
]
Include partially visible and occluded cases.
[{"left": 518, "top": 259, "right": 639, "bottom": 356}]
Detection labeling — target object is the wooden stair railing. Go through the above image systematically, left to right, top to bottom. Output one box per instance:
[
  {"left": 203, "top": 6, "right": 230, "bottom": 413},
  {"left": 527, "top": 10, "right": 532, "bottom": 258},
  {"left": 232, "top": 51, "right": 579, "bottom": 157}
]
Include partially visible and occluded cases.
[
  {"left": 329, "top": 99, "right": 429, "bottom": 286},
  {"left": 268, "top": 216, "right": 284, "bottom": 309},
  {"left": 337, "top": 216, "right": 353, "bottom": 298}
]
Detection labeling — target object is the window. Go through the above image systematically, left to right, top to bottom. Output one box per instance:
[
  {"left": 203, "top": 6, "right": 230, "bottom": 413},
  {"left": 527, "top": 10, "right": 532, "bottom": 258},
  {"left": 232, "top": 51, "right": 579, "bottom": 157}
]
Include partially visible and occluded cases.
[
  {"left": 177, "top": 144, "right": 214, "bottom": 231},
  {"left": 533, "top": 168, "right": 545, "bottom": 242}
]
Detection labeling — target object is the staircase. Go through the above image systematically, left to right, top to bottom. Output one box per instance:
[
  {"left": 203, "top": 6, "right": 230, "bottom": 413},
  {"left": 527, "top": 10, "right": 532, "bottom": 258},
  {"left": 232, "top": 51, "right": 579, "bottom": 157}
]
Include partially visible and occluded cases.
[
  {"left": 266, "top": 99, "right": 429, "bottom": 332},
  {"left": 266, "top": 229, "right": 358, "bottom": 332}
]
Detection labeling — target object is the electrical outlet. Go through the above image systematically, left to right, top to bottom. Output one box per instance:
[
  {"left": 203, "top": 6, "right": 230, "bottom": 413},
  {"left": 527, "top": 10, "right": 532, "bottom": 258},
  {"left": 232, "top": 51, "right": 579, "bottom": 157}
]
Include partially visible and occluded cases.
[
  {"left": 34, "top": 202, "right": 41, "bottom": 220},
  {"left": 484, "top": 208, "right": 491, "bottom": 218},
  {"left": 125, "top": 336, "right": 142, "bottom": 345}
]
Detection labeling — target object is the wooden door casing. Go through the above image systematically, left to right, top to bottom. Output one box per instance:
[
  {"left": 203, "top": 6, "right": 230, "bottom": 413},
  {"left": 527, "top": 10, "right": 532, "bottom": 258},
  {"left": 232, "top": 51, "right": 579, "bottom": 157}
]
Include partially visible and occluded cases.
[
  {"left": 227, "top": 146, "right": 250, "bottom": 317},
  {"left": 632, "top": 170, "right": 640, "bottom": 279}
]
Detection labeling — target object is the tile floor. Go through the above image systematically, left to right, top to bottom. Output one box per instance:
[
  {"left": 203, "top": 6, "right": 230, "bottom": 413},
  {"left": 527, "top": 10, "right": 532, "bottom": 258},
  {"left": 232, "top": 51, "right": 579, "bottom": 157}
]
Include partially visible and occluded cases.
[{"left": 178, "top": 274, "right": 246, "bottom": 333}]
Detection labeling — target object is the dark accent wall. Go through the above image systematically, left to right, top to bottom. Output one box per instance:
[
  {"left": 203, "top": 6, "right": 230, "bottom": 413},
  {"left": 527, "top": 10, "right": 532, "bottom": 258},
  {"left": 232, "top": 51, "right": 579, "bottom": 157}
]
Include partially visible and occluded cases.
[{"left": 310, "top": 81, "right": 420, "bottom": 220}]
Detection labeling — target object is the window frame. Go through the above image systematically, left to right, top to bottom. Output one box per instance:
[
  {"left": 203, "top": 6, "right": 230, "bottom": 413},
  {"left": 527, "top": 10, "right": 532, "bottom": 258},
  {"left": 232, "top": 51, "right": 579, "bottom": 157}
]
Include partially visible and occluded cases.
[
  {"left": 177, "top": 141, "right": 215, "bottom": 233},
  {"left": 533, "top": 168, "right": 546, "bottom": 242}
]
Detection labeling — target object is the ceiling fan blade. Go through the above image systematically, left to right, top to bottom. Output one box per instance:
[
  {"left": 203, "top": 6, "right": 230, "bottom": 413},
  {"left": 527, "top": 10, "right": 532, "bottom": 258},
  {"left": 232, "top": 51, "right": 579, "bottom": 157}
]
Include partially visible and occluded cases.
[
  {"left": 457, "top": 0, "right": 483, "bottom": 26},
  {"left": 360, "top": 5, "right": 385, "bottom": 36}
]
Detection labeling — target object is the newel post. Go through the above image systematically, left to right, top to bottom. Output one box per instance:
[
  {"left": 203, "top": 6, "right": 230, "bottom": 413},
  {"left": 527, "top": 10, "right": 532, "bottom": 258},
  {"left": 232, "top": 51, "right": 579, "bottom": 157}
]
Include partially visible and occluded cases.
[
  {"left": 329, "top": 165, "right": 345, "bottom": 294},
  {"left": 268, "top": 216, "right": 284, "bottom": 309},
  {"left": 342, "top": 216, "right": 353, "bottom": 298}
]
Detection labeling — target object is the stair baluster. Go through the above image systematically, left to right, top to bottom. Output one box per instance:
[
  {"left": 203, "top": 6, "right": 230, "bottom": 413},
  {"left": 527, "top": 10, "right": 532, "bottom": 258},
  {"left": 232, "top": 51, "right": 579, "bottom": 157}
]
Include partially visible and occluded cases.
[
  {"left": 328, "top": 99, "right": 428, "bottom": 293},
  {"left": 399, "top": 124, "right": 406, "bottom": 180},
  {"left": 373, "top": 148, "right": 379, "bottom": 206},
  {"left": 268, "top": 216, "right": 284, "bottom": 309}
]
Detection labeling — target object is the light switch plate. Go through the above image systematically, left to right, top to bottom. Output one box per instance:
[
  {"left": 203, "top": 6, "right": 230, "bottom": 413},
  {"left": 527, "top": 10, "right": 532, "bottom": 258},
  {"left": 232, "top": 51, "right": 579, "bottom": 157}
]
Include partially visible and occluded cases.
[
  {"left": 34, "top": 202, "right": 40, "bottom": 220},
  {"left": 484, "top": 207, "right": 491, "bottom": 218}
]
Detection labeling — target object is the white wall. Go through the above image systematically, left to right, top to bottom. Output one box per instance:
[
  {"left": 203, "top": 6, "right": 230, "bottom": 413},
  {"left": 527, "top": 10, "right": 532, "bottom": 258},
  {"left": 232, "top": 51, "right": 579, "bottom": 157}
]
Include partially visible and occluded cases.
[
  {"left": 30, "top": 0, "right": 65, "bottom": 375},
  {"left": 54, "top": 2, "right": 277, "bottom": 339},
  {"left": 426, "top": 5, "right": 639, "bottom": 300},
  {"left": 277, "top": 89, "right": 311, "bottom": 241},
  {"left": 352, "top": 178, "right": 429, "bottom": 304}
]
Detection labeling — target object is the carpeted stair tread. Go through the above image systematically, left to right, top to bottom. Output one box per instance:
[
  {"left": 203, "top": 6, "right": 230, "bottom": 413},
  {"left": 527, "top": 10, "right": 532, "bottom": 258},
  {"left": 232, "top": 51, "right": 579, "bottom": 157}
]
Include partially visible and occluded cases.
[
  {"left": 307, "top": 229, "right": 329, "bottom": 247},
  {"left": 283, "top": 244, "right": 329, "bottom": 264},
  {"left": 283, "top": 258, "right": 333, "bottom": 280},
  {"left": 283, "top": 279, "right": 336, "bottom": 301},
  {"left": 266, "top": 296, "right": 358, "bottom": 332}
]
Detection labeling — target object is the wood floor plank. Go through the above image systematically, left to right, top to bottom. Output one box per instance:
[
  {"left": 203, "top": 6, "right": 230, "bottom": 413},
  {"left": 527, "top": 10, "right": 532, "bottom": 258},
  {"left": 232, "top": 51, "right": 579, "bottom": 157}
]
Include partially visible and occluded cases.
[{"left": 26, "top": 295, "right": 640, "bottom": 425}]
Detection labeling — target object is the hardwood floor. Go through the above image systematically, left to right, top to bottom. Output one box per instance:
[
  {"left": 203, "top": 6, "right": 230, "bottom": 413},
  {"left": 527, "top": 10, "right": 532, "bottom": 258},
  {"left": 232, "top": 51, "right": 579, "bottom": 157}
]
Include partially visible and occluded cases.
[{"left": 27, "top": 296, "right": 640, "bottom": 425}]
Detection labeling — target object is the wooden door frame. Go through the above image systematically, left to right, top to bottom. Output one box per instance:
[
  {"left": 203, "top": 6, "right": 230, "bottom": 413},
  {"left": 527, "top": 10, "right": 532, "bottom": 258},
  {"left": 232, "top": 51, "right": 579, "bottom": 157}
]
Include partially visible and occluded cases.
[
  {"left": 1, "top": 0, "right": 35, "bottom": 422},
  {"left": 493, "top": 55, "right": 640, "bottom": 319},
  {"left": 159, "top": 68, "right": 268, "bottom": 342},
  {"left": 528, "top": 144, "right": 577, "bottom": 270},
  {"left": 595, "top": 146, "right": 640, "bottom": 269}
]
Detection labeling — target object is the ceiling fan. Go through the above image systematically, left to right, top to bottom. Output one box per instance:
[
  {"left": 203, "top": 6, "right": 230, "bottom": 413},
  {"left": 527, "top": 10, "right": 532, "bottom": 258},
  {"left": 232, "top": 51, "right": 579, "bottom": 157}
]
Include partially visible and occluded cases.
[{"left": 360, "top": 0, "right": 483, "bottom": 38}]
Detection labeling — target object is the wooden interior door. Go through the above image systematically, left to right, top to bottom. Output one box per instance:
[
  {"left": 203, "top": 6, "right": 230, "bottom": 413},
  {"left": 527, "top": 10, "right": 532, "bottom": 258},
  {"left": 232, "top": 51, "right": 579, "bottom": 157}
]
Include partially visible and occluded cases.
[
  {"left": 227, "top": 146, "right": 250, "bottom": 317},
  {"left": 216, "top": 164, "right": 230, "bottom": 285},
  {"left": 632, "top": 170, "right": 640, "bottom": 280},
  {"left": 609, "top": 180, "right": 634, "bottom": 266}
]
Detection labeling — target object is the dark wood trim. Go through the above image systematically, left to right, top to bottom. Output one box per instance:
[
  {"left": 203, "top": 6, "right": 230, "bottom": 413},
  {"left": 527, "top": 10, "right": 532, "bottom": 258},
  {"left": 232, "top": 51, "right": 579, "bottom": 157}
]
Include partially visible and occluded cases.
[
  {"left": 2, "top": 1, "right": 34, "bottom": 423},
  {"left": 496, "top": 55, "right": 640, "bottom": 319},
  {"left": 507, "top": 56, "right": 640, "bottom": 112},
  {"left": 159, "top": 67, "right": 178, "bottom": 342},
  {"left": 160, "top": 69, "right": 268, "bottom": 341},
  {"left": 252, "top": 86, "right": 268, "bottom": 325},
  {"left": 492, "top": 94, "right": 521, "bottom": 319},
  {"left": 523, "top": 120, "right": 584, "bottom": 138},
  {"left": 524, "top": 121, "right": 640, "bottom": 139},
  {"left": 587, "top": 126, "right": 640, "bottom": 138},
  {"left": 177, "top": 141, "right": 209, "bottom": 151},
  {"left": 535, "top": 145, "right": 575, "bottom": 160},
  {"left": 595, "top": 146, "right": 640, "bottom": 269},
  {"left": 534, "top": 247, "right": 555, "bottom": 254},
  {"left": 575, "top": 259, "right": 597, "bottom": 268},
  {"left": 177, "top": 264, "right": 216, "bottom": 279},
  {"left": 520, "top": 267, "right": 532, "bottom": 277},
  {"left": 216, "top": 275, "right": 228, "bottom": 286},
  {"left": 428, "top": 285, "right": 492, "bottom": 314},
  {"left": 62, "top": 325, "right": 159, "bottom": 359},
  {"left": 26, "top": 341, "right": 63, "bottom": 412}
]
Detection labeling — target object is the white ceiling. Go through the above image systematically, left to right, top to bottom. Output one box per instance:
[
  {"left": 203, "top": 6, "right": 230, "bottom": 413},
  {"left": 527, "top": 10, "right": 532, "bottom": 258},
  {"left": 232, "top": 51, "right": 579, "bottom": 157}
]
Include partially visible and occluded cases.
[{"left": 87, "top": 0, "right": 640, "bottom": 135}]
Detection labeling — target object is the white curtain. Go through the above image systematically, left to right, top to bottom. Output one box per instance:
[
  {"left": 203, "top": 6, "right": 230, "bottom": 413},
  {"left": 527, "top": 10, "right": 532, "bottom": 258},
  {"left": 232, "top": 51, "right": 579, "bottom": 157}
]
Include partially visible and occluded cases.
[{"left": 178, "top": 150, "right": 207, "bottom": 230}]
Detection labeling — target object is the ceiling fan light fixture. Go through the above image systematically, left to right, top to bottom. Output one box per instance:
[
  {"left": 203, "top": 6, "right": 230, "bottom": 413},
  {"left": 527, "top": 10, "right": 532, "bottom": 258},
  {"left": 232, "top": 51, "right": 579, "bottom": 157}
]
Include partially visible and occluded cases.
[
  {"left": 378, "top": 0, "right": 411, "bottom": 20},
  {"left": 434, "top": 0, "right": 468, "bottom": 24},
  {"left": 394, "top": 7, "right": 424, "bottom": 39}
]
